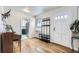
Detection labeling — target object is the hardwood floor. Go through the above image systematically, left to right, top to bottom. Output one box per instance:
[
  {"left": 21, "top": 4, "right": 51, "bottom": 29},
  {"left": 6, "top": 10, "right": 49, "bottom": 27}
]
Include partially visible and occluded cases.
[{"left": 20, "top": 38, "right": 73, "bottom": 53}]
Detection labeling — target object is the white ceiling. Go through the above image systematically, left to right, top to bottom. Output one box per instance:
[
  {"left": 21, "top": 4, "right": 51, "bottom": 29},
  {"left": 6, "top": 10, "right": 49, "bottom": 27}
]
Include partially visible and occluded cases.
[{"left": 0, "top": 6, "right": 60, "bottom": 16}]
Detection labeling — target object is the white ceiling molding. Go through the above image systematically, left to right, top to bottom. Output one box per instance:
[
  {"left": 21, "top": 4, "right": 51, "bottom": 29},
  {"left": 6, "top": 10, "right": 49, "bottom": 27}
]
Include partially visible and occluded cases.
[{"left": 0, "top": 6, "right": 61, "bottom": 16}]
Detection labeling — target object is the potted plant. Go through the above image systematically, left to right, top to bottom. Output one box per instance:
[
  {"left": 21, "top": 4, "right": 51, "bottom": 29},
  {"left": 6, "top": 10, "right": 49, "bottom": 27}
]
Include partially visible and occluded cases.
[{"left": 70, "top": 19, "right": 79, "bottom": 33}]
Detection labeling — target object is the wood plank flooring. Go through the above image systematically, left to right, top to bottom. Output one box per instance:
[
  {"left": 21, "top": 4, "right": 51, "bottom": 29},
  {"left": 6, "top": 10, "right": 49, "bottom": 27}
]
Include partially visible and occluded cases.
[{"left": 20, "top": 38, "right": 73, "bottom": 53}]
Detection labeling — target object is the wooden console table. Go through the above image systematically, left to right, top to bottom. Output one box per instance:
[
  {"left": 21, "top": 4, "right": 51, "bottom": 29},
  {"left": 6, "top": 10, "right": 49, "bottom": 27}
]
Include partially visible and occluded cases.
[
  {"left": 1, "top": 32, "right": 21, "bottom": 53},
  {"left": 13, "top": 34, "right": 21, "bottom": 52}
]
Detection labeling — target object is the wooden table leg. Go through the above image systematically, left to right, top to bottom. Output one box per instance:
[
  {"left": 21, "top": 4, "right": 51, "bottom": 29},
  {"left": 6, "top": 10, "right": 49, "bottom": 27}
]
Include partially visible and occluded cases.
[{"left": 18, "top": 40, "right": 21, "bottom": 52}]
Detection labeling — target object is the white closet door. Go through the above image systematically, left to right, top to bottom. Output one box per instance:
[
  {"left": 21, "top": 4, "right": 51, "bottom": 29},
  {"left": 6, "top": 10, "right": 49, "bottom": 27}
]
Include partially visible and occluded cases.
[
  {"left": 53, "top": 14, "right": 71, "bottom": 47},
  {"left": 61, "top": 14, "right": 71, "bottom": 47},
  {"left": 50, "top": 17, "right": 54, "bottom": 42},
  {"left": 53, "top": 18, "right": 62, "bottom": 44}
]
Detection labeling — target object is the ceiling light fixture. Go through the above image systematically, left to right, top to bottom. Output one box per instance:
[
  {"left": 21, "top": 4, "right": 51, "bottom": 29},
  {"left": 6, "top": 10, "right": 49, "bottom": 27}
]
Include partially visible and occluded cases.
[
  {"left": 22, "top": 7, "right": 30, "bottom": 13},
  {"left": 64, "top": 15, "right": 68, "bottom": 19},
  {"left": 58, "top": 16, "right": 60, "bottom": 19},
  {"left": 61, "top": 16, "right": 64, "bottom": 19},
  {"left": 55, "top": 17, "right": 57, "bottom": 20}
]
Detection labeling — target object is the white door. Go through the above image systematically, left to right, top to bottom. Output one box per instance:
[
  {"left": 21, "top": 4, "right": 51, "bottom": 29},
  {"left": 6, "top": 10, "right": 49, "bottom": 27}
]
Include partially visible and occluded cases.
[
  {"left": 50, "top": 12, "right": 72, "bottom": 48},
  {"left": 60, "top": 14, "right": 71, "bottom": 47},
  {"left": 50, "top": 15, "right": 62, "bottom": 44},
  {"left": 53, "top": 16, "right": 62, "bottom": 44}
]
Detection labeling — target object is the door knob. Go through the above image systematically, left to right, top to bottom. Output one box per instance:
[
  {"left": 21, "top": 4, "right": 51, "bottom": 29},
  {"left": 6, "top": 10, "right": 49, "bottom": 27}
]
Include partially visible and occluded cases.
[{"left": 53, "top": 27, "right": 55, "bottom": 31}]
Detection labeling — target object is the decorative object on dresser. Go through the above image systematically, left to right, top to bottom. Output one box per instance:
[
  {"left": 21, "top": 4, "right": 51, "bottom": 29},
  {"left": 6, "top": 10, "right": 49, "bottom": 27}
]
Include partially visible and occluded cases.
[
  {"left": 1, "top": 9, "right": 12, "bottom": 32},
  {"left": 2, "top": 9, "right": 11, "bottom": 19},
  {"left": 5, "top": 25, "right": 14, "bottom": 32}
]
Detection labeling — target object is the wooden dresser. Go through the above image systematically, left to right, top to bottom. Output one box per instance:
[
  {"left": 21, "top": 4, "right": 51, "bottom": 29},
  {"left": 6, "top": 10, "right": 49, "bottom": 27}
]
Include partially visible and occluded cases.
[{"left": 1, "top": 32, "right": 21, "bottom": 53}]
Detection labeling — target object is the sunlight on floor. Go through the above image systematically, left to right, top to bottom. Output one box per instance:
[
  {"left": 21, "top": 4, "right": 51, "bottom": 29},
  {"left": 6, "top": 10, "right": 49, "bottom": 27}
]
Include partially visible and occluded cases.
[
  {"left": 13, "top": 35, "right": 28, "bottom": 53},
  {"left": 21, "top": 35, "right": 28, "bottom": 40},
  {"left": 13, "top": 41, "right": 20, "bottom": 53}
]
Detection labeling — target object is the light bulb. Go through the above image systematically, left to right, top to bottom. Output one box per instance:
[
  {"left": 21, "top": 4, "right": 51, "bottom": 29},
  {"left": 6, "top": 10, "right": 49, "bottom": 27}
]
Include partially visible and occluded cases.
[
  {"left": 64, "top": 15, "right": 68, "bottom": 19},
  {"left": 58, "top": 16, "right": 60, "bottom": 19},
  {"left": 61, "top": 16, "right": 64, "bottom": 19},
  {"left": 55, "top": 17, "right": 57, "bottom": 20}
]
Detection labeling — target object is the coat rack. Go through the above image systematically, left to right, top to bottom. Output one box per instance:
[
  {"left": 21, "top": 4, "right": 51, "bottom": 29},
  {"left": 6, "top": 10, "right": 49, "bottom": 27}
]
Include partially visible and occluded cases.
[{"left": 39, "top": 17, "right": 50, "bottom": 42}]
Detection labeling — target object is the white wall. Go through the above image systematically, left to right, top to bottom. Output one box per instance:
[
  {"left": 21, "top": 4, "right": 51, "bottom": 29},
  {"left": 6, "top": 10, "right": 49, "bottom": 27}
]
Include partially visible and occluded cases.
[
  {"left": 36, "top": 6, "right": 78, "bottom": 50},
  {"left": 3, "top": 9, "right": 36, "bottom": 38},
  {"left": 6, "top": 11, "right": 26, "bottom": 35},
  {"left": 28, "top": 17, "right": 36, "bottom": 38}
]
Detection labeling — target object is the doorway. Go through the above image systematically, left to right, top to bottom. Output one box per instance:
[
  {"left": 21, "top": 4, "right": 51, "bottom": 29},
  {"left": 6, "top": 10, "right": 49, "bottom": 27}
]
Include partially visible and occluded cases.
[{"left": 21, "top": 18, "right": 29, "bottom": 39}]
